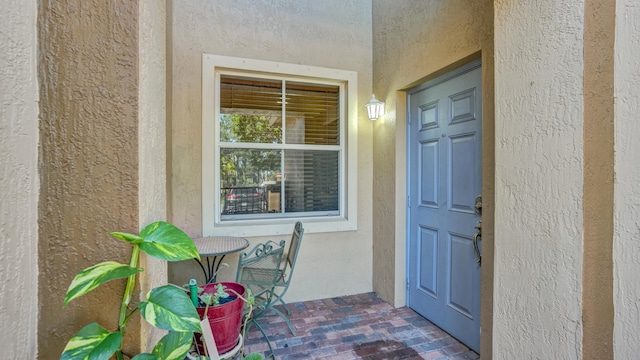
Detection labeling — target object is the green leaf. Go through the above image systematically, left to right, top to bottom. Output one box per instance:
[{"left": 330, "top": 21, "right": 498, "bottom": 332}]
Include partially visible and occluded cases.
[
  {"left": 138, "top": 221, "right": 200, "bottom": 261},
  {"left": 109, "top": 231, "right": 144, "bottom": 244},
  {"left": 64, "top": 261, "right": 143, "bottom": 306},
  {"left": 139, "top": 285, "right": 202, "bottom": 332},
  {"left": 60, "top": 323, "right": 122, "bottom": 360},
  {"left": 152, "top": 331, "right": 193, "bottom": 360},
  {"left": 244, "top": 353, "right": 264, "bottom": 360},
  {"left": 131, "top": 354, "right": 157, "bottom": 360}
]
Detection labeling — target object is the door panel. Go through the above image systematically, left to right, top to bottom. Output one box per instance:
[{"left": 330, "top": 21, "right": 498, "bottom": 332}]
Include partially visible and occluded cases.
[
  {"left": 408, "top": 60, "right": 482, "bottom": 353},
  {"left": 449, "top": 134, "right": 479, "bottom": 213},
  {"left": 420, "top": 140, "right": 439, "bottom": 207},
  {"left": 418, "top": 226, "right": 438, "bottom": 297}
]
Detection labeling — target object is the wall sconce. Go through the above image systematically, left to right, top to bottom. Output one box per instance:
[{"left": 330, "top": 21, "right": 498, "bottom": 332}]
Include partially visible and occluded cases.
[{"left": 365, "top": 94, "right": 385, "bottom": 121}]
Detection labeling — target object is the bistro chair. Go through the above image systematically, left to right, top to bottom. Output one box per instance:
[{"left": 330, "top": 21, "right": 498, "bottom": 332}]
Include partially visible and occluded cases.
[
  {"left": 269, "top": 221, "right": 304, "bottom": 336},
  {"left": 236, "top": 239, "right": 285, "bottom": 359}
]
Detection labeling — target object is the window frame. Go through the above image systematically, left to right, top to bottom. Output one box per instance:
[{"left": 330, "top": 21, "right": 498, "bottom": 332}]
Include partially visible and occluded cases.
[{"left": 202, "top": 54, "right": 358, "bottom": 236}]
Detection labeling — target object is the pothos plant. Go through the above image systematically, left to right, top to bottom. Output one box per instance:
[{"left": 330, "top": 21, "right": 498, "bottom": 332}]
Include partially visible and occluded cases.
[
  {"left": 60, "top": 221, "right": 203, "bottom": 360},
  {"left": 197, "top": 283, "right": 234, "bottom": 307}
]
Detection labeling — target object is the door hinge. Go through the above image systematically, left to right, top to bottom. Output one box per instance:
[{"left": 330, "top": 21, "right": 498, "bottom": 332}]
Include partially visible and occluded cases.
[
  {"left": 407, "top": 195, "right": 411, "bottom": 207},
  {"left": 406, "top": 279, "right": 410, "bottom": 290}
]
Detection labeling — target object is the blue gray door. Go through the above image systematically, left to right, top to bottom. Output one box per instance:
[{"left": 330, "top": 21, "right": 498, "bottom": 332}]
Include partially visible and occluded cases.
[{"left": 407, "top": 60, "right": 482, "bottom": 352}]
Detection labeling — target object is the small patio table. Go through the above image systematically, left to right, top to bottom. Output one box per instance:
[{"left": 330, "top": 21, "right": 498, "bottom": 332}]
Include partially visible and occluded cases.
[{"left": 192, "top": 236, "right": 250, "bottom": 284}]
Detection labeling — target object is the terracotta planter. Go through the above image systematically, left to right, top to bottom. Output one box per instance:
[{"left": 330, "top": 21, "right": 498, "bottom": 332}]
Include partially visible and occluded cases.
[{"left": 195, "top": 282, "right": 246, "bottom": 355}]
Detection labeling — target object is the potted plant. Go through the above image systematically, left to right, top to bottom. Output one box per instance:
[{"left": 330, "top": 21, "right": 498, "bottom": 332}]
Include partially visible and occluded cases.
[
  {"left": 60, "top": 221, "right": 203, "bottom": 360},
  {"left": 186, "top": 282, "right": 263, "bottom": 360},
  {"left": 190, "top": 282, "right": 247, "bottom": 355}
]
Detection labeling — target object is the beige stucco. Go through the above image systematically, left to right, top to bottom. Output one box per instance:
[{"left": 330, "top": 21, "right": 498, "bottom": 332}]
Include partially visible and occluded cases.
[
  {"left": 0, "top": 0, "right": 39, "bottom": 358},
  {"left": 138, "top": 0, "right": 169, "bottom": 352},
  {"left": 167, "top": 0, "right": 374, "bottom": 302},
  {"left": 371, "top": 0, "right": 494, "bottom": 356},
  {"left": 583, "top": 0, "right": 615, "bottom": 358},
  {"left": 613, "top": 0, "right": 640, "bottom": 357},
  {"left": 37, "top": 1, "right": 142, "bottom": 357},
  {"left": 494, "top": 1, "right": 585, "bottom": 358}
]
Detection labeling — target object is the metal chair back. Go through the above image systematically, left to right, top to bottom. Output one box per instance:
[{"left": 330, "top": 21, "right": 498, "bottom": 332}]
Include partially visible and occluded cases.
[
  {"left": 278, "top": 221, "right": 304, "bottom": 288},
  {"left": 236, "top": 240, "right": 285, "bottom": 300}
]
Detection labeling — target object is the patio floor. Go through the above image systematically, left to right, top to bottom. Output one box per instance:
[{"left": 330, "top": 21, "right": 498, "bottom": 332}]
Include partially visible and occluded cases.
[{"left": 242, "top": 292, "right": 479, "bottom": 360}]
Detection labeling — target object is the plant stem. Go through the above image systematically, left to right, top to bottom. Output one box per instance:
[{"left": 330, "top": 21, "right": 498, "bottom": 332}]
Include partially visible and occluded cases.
[
  {"left": 116, "top": 244, "right": 141, "bottom": 360},
  {"left": 227, "top": 289, "right": 254, "bottom": 358}
]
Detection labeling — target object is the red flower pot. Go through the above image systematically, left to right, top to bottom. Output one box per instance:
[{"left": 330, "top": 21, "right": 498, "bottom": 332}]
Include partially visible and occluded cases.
[{"left": 194, "top": 282, "right": 246, "bottom": 355}]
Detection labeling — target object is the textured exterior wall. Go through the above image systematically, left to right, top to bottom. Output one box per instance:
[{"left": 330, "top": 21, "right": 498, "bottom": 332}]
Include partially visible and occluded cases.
[
  {"left": 0, "top": 0, "right": 39, "bottom": 357},
  {"left": 138, "top": 0, "right": 168, "bottom": 352},
  {"left": 168, "top": 0, "right": 373, "bottom": 302},
  {"left": 371, "top": 0, "right": 494, "bottom": 355},
  {"left": 583, "top": 0, "right": 615, "bottom": 358},
  {"left": 38, "top": 1, "right": 141, "bottom": 358},
  {"left": 494, "top": 1, "right": 584, "bottom": 358},
  {"left": 613, "top": 1, "right": 640, "bottom": 358}
]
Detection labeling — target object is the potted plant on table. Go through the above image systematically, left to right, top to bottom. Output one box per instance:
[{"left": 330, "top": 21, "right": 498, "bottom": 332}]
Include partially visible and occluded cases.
[{"left": 60, "top": 221, "right": 203, "bottom": 360}]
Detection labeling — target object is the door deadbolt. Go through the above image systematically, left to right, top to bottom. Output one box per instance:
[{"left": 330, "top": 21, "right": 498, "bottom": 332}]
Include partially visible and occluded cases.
[{"left": 474, "top": 195, "right": 482, "bottom": 215}]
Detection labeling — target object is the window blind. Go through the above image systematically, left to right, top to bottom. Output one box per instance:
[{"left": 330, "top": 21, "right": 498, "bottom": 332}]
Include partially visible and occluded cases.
[{"left": 218, "top": 74, "right": 341, "bottom": 218}]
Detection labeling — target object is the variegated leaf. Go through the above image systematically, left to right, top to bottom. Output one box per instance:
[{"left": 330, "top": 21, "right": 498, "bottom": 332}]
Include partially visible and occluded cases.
[
  {"left": 138, "top": 221, "right": 200, "bottom": 261},
  {"left": 109, "top": 231, "right": 143, "bottom": 244},
  {"left": 64, "top": 261, "right": 143, "bottom": 306},
  {"left": 139, "top": 285, "right": 202, "bottom": 333},
  {"left": 60, "top": 323, "right": 122, "bottom": 360},
  {"left": 151, "top": 331, "right": 194, "bottom": 360},
  {"left": 131, "top": 354, "right": 157, "bottom": 360}
]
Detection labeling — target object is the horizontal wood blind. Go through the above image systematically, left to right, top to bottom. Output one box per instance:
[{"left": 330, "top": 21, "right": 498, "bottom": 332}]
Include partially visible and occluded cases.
[
  {"left": 218, "top": 74, "right": 341, "bottom": 218},
  {"left": 220, "top": 75, "right": 339, "bottom": 145},
  {"left": 221, "top": 76, "right": 282, "bottom": 112},
  {"left": 286, "top": 82, "right": 339, "bottom": 145},
  {"left": 284, "top": 150, "right": 339, "bottom": 213}
]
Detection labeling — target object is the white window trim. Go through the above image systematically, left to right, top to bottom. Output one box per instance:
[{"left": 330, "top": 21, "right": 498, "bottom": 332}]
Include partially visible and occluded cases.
[{"left": 202, "top": 54, "right": 358, "bottom": 237}]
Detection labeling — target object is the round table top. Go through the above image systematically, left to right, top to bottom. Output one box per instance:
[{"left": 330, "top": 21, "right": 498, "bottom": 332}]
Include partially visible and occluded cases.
[{"left": 193, "top": 236, "right": 250, "bottom": 257}]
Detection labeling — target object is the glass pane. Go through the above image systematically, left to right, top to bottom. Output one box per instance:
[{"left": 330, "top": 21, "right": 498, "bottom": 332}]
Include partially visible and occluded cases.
[
  {"left": 220, "top": 75, "right": 283, "bottom": 144},
  {"left": 285, "top": 82, "right": 339, "bottom": 145},
  {"left": 220, "top": 148, "right": 281, "bottom": 215},
  {"left": 284, "top": 150, "right": 339, "bottom": 213}
]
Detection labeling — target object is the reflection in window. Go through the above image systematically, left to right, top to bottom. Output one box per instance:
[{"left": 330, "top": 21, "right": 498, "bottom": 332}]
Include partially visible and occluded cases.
[{"left": 218, "top": 74, "right": 341, "bottom": 219}]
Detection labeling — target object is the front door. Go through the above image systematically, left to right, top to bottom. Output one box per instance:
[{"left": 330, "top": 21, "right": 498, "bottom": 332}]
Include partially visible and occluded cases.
[{"left": 407, "top": 60, "right": 482, "bottom": 352}]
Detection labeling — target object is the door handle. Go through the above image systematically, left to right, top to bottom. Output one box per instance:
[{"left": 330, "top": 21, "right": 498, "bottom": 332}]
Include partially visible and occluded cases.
[{"left": 472, "top": 220, "right": 482, "bottom": 266}]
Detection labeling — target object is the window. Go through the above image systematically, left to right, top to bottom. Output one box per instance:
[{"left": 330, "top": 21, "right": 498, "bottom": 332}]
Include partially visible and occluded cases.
[{"left": 202, "top": 55, "right": 358, "bottom": 236}]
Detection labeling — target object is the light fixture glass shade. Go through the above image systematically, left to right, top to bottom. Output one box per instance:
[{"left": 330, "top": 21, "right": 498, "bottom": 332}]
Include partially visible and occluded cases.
[{"left": 365, "top": 94, "right": 385, "bottom": 120}]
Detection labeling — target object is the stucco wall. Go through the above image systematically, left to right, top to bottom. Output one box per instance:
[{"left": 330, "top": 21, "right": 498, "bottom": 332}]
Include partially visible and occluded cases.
[
  {"left": 0, "top": 0, "right": 39, "bottom": 357},
  {"left": 138, "top": 0, "right": 168, "bottom": 352},
  {"left": 168, "top": 0, "right": 373, "bottom": 302},
  {"left": 371, "top": 0, "right": 494, "bottom": 355},
  {"left": 583, "top": 0, "right": 615, "bottom": 358},
  {"left": 613, "top": 0, "right": 640, "bottom": 358},
  {"left": 38, "top": 1, "right": 141, "bottom": 357},
  {"left": 494, "top": 1, "right": 584, "bottom": 358}
]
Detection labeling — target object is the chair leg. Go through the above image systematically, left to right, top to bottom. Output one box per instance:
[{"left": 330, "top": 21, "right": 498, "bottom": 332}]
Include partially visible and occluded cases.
[
  {"left": 278, "top": 298, "right": 291, "bottom": 315},
  {"left": 270, "top": 305, "right": 296, "bottom": 336},
  {"left": 250, "top": 319, "right": 275, "bottom": 359}
]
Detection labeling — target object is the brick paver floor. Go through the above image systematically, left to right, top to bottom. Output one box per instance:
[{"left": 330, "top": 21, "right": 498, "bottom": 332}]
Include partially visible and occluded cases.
[{"left": 242, "top": 292, "right": 479, "bottom": 360}]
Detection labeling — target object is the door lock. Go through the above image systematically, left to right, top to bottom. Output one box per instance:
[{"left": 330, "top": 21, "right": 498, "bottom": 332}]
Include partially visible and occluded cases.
[{"left": 474, "top": 195, "right": 482, "bottom": 215}]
